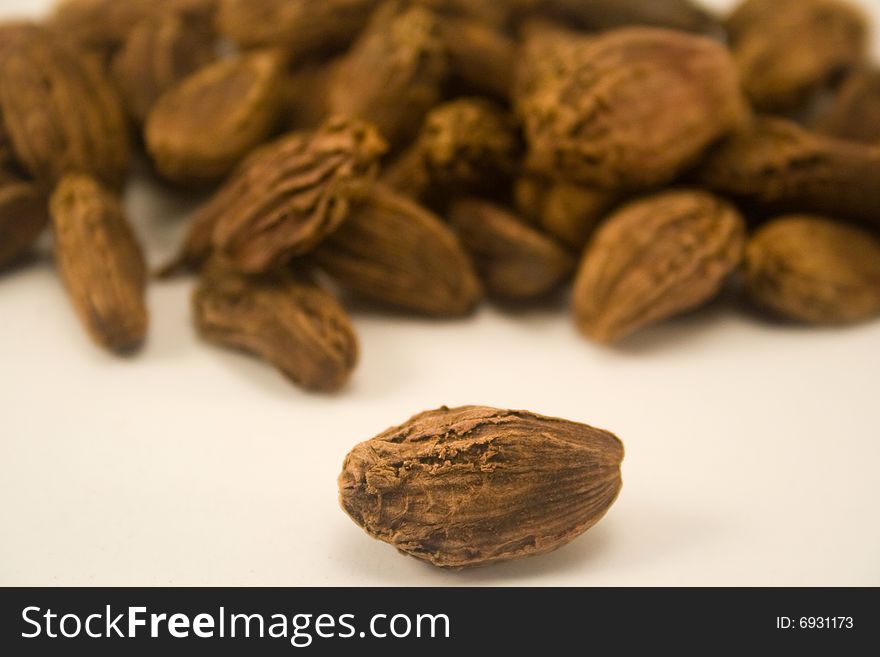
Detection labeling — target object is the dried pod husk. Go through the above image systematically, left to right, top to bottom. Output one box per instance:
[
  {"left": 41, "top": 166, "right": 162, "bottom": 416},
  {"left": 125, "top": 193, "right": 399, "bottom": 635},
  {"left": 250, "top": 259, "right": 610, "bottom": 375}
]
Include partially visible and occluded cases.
[
  {"left": 216, "top": 0, "right": 377, "bottom": 63},
  {"left": 547, "top": 0, "right": 720, "bottom": 35},
  {"left": 726, "top": 0, "right": 868, "bottom": 113},
  {"left": 327, "top": 2, "right": 449, "bottom": 148},
  {"left": 112, "top": 12, "right": 216, "bottom": 124},
  {"left": 436, "top": 15, "right": 516, "bottom": 99},
  {"left": 0, "top": 24, "right": 130, "bottom": 190},
  {"left": 516, "top": 26, "right": 749, "bottom": 190},
  {"left": 145, "top": 51, "right": 284, "bottom": 185},
  {"left": 813, "top": 68, "right": 880, "bottom": 144},
  {"left": 383, "top": 98, "right": 519, "bottom": 201},
  {"left": 206, "top": 117, "right": 387, "bottom": 274},
  {"left": 696, "top": 117, "right": 880, "bottom": 229},
  {"left": 161, "top": 119, "right": 386, "bottom": 277},
  {"left": 0, "top": 173, "right": 49, "bottom": 270},
  {"left": 49, "top": 174, "right": 148, "bottom": 353},
  {"left": 514, "top": 177, "right": 616, "bottom": 251},
  {"left": 313, "top": 184, "right": 483, "bottom": 317},
  {"left": 573, "top": 190, "right": 746, "bottom": 344},
  {"left": 450, "top": 198, "right": 574, "bottom": 301},
  {"left": 744, "top": 216, "right": 880, "bottom": 325},
  {"left": 194, "top": 262, "right": 359, "bottom": 392},
  {"left": 339, "top": 405, "right": 624, "bottom": 569}
]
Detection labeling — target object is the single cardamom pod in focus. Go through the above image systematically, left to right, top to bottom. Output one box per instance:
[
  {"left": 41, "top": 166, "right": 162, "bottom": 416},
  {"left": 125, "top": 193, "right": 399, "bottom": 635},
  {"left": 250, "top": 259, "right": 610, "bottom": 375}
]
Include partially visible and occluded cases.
[
  {"left": 216, "top": 0, "right": 377, "bottom": 63},
  {"left": 726, "top": 0, "right": 868, "bottom": 113},
  {"left": 327, "top": 1, "right": 449, "bottom": 147},
  {"left": 112, "top": 12, "right": 216, "bottom": 124},
  {"left": 0, "top": 23, "right": 130, "bottom": 190},
  {"left": 515, "top": 26, "right": 748, "bottom": 190},
  {"left": 145, "top": 51, "right": 284, "bottom": 185},
  {"left": 813, "top": 67, "right": 880, "bottom": 145},
  {"left": 383, "top": 98, "right": 519, "bottom": 202},
  {"left": 207, "top": 117, "right": 387, "bottom": 274},
  {"left": 696, "top": 117, "right": 880, "bottom": 229},
  {"left": 0, "top": 173, "right": 49, "bottom": 270},
  {"left": 49, "top": 174, "right": 148, "bottom": 353},
  {"left": 313, "top": 184, "right": 483, "bottom": 317},
  {"left": 573, "top": 190, "right": 746, "bottom": 344},
  {"left": 450, "top": 198, "right": 574, "bottom": 301},
  {"left": 744, "top": 216, "right": 880, "bottom": 325},
  {"left": 194, "top": 262, "right": 359, "bottom": 392},
  {"left": 339, "top": 405, "right": 624, "bottom": 569}
]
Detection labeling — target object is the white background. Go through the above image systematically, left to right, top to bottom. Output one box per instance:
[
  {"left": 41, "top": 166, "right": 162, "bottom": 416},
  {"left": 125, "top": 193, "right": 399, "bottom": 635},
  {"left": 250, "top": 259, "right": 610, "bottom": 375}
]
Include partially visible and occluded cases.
[{"left": 1, "top": 0, "right": 879, "bottom": 586}]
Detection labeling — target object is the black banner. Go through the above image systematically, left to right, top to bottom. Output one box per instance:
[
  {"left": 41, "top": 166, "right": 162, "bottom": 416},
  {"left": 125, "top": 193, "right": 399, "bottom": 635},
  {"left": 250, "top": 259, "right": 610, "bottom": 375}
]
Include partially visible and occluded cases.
[{"left": 0, "top": 587, "right": 875, "bottom": 654}]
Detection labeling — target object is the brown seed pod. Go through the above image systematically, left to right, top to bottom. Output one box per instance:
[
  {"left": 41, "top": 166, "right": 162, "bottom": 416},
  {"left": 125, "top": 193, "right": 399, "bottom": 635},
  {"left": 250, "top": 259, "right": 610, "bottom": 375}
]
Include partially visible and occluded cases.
[
  {"left": 216, "top": 0, "right": 377, "bottom": 63},
  {"left": 548, "top": 0, "right": 720, "bottom": 34},
  {"left": 726, "top": 0, "right": 868, "bottom": 113},
  {"left": 327, "top": 2, "right": 449, "bottom": 148},
  {"left": 112, "top": 12, "right": 216, "bottom": 124},
  {"left": 0, "top": 24, "right": 130, "bottom": 190},
  {"left": 516, "top": 26, "right": 748, "bottom": 190},
  {"left": 145, "top": 51, "right": 284, "bottom": 185},
  {"left": 813, "top": 68, "right": 880, "bottom": 144},
  {"left": 383, "top": 98, "right": 519, "bottom": 201},
  {"left": 696, "top": 117, "right": 880, "bottom": 229},
  {"left": 204, "top": 118, "right": 386, "bottom": 274},
  {"left": 0, "top": 174, "right": 49, "bottom": 270},
  {"left": 49, "top": 174, "right": 148, "bottom": 354},
  {"left": 514, "top": 177, "right": 617, "bottom": 251},
  {"left": 313, "top": 184, "right": 483, "bottom": 317},
  {"left": 573, "top": 190, "right": 746, "bottom": 344},
  {"left": 450, "top": 198, "right": 574, "bottom": 301},
  {"left": 744, "top": 216, "right": 880, "bottom": 325},
  {"left": 194, "top": 262, "right": 359, "bottom": 392},
  {"left": 339, "top": 405, "right": 624, "bottom": 569}
]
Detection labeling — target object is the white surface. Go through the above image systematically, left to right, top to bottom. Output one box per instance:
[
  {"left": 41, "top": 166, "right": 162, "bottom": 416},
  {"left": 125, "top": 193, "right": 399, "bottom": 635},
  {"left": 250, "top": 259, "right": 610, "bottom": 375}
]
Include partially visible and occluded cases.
[{"left": 1, "top": 0, "right": 879, "bottom": 587}]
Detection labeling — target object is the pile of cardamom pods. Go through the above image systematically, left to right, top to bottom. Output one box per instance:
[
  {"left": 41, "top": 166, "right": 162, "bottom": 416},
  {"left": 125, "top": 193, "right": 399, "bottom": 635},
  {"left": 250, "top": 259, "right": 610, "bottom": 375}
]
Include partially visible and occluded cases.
[{"left": 1, "top": 0, "right": 879, "bottom": 393}]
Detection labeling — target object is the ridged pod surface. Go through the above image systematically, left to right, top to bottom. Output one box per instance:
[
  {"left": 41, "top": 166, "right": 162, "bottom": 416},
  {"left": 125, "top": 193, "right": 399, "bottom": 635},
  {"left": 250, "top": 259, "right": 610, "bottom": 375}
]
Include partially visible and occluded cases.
[
  {"left": 0, "top": 24, "right": 130, "bottom": 189},
  {"left": 516, "top": 27, "right": 748, "bottom": 189},
  {"left": 200, "top": 117, "right": 387, "bottom": 274},
  {"left": 49, "top": 175, "right": 147, "bottom": 353},
  {"left": 314, "top": 185, "right": 483, "bottom": 317},
  {"left": 573, "top": 190, "right": 745, "bottom": 344},
  {"left": 194, "top": 263, "right": 359, "bottom": 392},
  {"left": 339, "top": 405, "right": 624, "bottom": 568}
]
